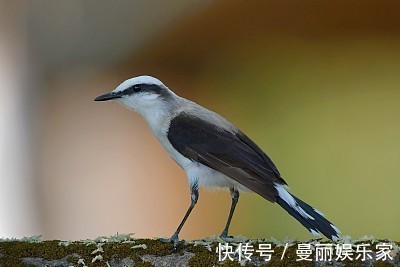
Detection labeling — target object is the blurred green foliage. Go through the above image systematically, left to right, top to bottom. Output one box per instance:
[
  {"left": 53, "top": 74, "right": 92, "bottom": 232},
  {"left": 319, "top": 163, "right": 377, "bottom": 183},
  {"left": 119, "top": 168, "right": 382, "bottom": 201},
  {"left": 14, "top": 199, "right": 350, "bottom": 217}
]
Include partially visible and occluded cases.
[{"left": 193, "top": 36, "right": 400, "bottom": 240}]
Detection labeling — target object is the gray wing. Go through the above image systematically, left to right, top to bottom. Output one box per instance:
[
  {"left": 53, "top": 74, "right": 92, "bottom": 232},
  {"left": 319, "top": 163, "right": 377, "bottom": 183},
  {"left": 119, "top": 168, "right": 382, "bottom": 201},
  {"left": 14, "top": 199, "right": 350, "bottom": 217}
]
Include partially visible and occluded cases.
[{"left": 167, "top": 112, "right": 287, "bottom": 202}]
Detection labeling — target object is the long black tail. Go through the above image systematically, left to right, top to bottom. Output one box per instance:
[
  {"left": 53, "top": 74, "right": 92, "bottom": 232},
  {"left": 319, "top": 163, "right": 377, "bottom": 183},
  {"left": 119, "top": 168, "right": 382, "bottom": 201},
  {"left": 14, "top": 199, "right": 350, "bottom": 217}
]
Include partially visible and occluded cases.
[{"left": 275, "top": 185, "right": 340, "bottom": 240}]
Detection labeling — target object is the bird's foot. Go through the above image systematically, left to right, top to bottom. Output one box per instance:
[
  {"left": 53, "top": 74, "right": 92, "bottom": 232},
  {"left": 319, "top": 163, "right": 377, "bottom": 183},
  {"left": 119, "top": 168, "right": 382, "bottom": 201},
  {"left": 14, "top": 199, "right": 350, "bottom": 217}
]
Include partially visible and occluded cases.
[
  {"left": 219, "top": 231, "right": 234, "bottom": 239},
  {"left": 158, "top": 233, "right": 180, "bottom": 250}
]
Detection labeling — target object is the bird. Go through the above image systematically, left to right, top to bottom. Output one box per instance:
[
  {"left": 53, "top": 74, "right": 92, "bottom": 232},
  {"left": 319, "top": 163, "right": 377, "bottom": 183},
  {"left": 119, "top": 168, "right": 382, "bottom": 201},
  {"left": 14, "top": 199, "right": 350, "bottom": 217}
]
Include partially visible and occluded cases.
[{"left": 94, "top": 75, "right": 341, "bottom": 246}]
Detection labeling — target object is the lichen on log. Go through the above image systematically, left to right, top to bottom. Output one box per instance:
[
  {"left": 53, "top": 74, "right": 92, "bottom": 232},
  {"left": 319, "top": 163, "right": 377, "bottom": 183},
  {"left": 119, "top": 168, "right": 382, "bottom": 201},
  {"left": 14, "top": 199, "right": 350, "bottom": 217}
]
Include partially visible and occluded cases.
[{"left": 0, "top": 234, "right": 399, "bottom": 266}]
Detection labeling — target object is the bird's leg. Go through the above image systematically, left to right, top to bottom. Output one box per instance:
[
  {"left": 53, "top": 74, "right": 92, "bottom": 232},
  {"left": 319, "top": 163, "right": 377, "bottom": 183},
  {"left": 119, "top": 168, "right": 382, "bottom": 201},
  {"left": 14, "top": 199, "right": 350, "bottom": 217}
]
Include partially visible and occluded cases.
[
  {"left": 163, "top": 183, "right": 199, "bottom": 248},
  {"left": 220, "top": 187, "right": 239, "bottom": 238}
]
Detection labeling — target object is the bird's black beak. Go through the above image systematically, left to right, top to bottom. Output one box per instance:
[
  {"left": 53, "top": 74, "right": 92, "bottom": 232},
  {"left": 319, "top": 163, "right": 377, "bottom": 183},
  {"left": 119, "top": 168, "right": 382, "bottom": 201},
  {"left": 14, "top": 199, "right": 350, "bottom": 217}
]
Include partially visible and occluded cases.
[{"left": 94, "top": 92, "right": 122, "bottom": 102}]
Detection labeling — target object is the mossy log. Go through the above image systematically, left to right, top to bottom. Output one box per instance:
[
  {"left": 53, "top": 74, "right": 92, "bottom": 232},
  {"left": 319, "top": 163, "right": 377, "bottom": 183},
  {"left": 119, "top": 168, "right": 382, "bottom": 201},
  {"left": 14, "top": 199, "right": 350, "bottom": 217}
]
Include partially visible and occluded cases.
[{"left": 0, "top": 235, "right": 399, "bottom": 267}]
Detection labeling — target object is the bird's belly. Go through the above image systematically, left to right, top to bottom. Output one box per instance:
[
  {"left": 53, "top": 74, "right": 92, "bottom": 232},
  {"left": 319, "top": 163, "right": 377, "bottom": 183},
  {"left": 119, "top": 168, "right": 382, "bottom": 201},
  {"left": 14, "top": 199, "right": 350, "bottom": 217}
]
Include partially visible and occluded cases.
[
  {"left": 151, "top": 127, "right": 251, "bottom": 192},
  {"left": 152, "top": 129, "right": 192, "bottom": 169},
  {"left": 185, "top": 161, "right": 252, "bottom": 192}
]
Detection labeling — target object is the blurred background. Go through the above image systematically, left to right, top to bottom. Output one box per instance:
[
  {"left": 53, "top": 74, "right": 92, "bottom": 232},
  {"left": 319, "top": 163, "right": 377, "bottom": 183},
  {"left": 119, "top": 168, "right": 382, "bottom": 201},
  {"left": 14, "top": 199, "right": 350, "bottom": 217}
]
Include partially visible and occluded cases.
[{"left": 1, "top": 0, "right": 399, "bottom": 241}]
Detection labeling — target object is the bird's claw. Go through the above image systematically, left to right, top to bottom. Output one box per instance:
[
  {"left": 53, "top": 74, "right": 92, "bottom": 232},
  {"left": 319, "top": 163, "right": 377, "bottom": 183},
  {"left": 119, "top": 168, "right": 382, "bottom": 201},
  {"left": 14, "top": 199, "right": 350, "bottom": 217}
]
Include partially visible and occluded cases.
[
  {"left": 219, "top": 232, "right": 234, "bottom": 240},
  {"left": 158, "top": 234, "right": 180, "bottom": 250}
]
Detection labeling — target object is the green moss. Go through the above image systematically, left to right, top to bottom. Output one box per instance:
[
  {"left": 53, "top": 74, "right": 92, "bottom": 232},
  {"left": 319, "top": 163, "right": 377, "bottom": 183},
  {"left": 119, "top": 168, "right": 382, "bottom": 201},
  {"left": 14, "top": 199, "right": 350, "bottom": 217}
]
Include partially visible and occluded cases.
[
  {"left": 0, "top": 237, "right": 398, "bottom": 266},
  {"left": 0, "top": 238, "right": 169, "bottom": 266},
  {"left": 135, "top": 239, "right": 178, "bottom": 256},
  {"left": 0, "top": 240, "right": 92, "bottom": 266},
  {"left": 1, "top": 241, "right": 59, "bottom": 266},
  {"left": 101, "top": 242, "right": 133, "bottom": 261},
  {"left": 186, "top": 243, "right": 216, "bottom": 267},
  {"left": 263, "top": 243, "right": 311, "bottom": 267},
  {"left": 188, "top": 253, "right": 216, "bottom": 266},
  {"left": 66, "top": 255, "right": 80, "bottom": 263}
]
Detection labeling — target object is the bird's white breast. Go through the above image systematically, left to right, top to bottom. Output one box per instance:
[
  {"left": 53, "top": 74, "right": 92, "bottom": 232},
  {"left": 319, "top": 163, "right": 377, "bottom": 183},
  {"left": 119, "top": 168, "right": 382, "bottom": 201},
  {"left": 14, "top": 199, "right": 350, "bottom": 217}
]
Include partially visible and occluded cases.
[{"left": 143, "top": 106, "right": 192, "bottom": 170}]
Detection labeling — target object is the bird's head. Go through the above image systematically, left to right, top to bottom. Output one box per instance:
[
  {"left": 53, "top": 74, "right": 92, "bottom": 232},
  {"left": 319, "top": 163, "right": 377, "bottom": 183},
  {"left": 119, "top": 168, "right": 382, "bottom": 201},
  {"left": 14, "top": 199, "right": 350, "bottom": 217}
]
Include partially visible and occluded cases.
[{"left": 95, "top": 75, "right": 176, "bottom": 116}]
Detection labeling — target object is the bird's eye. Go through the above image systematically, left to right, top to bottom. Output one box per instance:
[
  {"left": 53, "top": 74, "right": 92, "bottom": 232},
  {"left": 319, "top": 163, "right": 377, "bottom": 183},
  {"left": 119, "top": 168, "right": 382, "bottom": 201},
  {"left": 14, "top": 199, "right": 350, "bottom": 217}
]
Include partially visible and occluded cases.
[{"left": 133, "top": 85, "right": 141, "bottom": 93}]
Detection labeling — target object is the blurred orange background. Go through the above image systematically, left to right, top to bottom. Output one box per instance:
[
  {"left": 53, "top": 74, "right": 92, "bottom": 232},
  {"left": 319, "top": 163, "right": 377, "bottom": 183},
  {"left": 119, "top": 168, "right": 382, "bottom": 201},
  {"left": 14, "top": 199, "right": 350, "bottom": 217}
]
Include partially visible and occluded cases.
[{"left": 0, "top": 0, "right": 399, "bottom": 241}]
